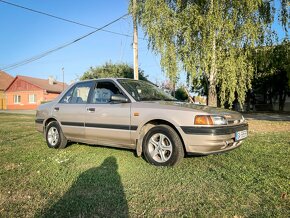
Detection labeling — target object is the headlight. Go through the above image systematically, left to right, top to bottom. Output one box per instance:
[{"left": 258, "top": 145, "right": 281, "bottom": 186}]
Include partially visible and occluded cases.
[
  {"left": 194, "top": 115, "right": 227, "bottom": 125},
  {"left": 211, "top": 115, "right": 227, "bottom": 125}
]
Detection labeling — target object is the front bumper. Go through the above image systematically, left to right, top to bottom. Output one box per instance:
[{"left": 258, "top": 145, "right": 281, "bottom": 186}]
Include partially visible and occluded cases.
[
  {"left": 35, "top": 119, "right": 44, "bottom": 133},
  {"left": 180, "top": 123, "right": 248, "bottom": 154}
]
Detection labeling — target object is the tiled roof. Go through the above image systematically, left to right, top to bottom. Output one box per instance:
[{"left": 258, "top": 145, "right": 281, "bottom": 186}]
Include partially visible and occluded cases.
[
  {"left": 0, "top": 71, "right": 14, "bottom": 91},
  {"left": 17, "top": 75, "right": 67, "bottom": 93}
]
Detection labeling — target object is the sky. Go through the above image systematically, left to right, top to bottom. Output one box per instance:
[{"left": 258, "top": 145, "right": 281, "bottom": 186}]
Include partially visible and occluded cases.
[
  {"left": 0, "top": 0, "right": 288, "bottom": 85},
  {"left": 0, "top": 0, "right": 168, "bottom": 84}
]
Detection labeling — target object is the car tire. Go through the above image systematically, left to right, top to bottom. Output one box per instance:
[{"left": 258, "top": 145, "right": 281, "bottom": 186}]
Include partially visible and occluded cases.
[
  {"left": 45, "top": 121, "right": 67, "bottom": 149},
  {"left": 143, "top": 125, "right": 184, "bottom": 166}
]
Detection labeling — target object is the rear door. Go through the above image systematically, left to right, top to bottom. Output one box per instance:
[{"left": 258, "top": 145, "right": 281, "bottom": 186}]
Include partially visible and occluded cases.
[
  {"left": 84, "top": 80, "right": 133, "bottom": 148},
  {"left": 52, "top": 81, "right": 94, "bottom": 140}
]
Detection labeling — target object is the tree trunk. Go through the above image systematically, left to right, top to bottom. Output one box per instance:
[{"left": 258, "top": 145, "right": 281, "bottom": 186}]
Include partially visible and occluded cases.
[
  {"left": 208, "top": 15, "right": 217, "bottom": 107},
  {"left": 208, "top": 33, "right": 217, "bottom": 107},
  {"left": 207, "top": 40, "right": 218, "bottom": 107},
  {"left": 207, "top": 63, "right": 218, "bottom": 107},
  {"left": 172, "top": 81, "right": 176, "bottom": 97},
  {"left": 208, "top": 81, "right": 217, "bottom": 106},
  {"left": 279, "top": 90, "right": 286, "bottom": 112}
]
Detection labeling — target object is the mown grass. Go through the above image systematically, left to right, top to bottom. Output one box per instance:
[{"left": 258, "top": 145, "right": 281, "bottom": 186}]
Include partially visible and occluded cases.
[{"left": 0, "top": 113, "right": 289, "bottom": 217}]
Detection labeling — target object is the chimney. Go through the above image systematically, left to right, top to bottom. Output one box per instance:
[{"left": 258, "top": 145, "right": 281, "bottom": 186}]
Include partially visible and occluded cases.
[{"left": 48, "top": 76, "right": 55, "bottom": 85}]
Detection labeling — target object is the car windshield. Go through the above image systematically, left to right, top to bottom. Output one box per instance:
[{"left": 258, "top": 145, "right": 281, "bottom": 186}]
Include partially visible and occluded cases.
[{"left": 118, "top": 79, "right": 177, "bottom": 102}]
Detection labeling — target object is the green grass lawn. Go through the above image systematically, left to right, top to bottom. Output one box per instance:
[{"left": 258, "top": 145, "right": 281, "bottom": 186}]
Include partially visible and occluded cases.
[{"left": 0, "top": 113, "right": 289, "bottom": 217}]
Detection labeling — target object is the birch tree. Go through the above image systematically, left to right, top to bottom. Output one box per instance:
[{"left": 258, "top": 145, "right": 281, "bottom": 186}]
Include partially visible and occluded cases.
[{"left": 132, "top": 0, "right": 289, "bottom": 107}]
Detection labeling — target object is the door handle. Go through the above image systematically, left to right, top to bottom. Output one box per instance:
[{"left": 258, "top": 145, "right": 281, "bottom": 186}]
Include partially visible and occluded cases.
[
  {"left": 54, "top": 107, "right": 59, "bottom": 111},
  {"left": 87, "top": 107, "right": 95, "bottom": 112}
]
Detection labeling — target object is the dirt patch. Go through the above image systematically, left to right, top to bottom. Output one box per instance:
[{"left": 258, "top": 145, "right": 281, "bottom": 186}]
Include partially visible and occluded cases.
[
  {"left": 247, "top": 120, "right": 290, "bottom": 133},
  {"left": 3, "top": 163, "right": 22, "bottom": 171}
]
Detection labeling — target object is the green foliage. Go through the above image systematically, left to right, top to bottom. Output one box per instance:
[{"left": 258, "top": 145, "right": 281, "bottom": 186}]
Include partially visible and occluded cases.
[
  {"left": 132, "top": 0, "right": 289, "bottom": 108},
  {"left": 253, "top": 40, "right": 290, "bottom": 111},
  {"left": 81, "top": 62, "right": 148, "bottom": 81},
  {"left": 189, "top": 73, "right": 208, "bottom": 96},
  {"left": 175, "top": 87, "right": 188, "bottom": 101}
]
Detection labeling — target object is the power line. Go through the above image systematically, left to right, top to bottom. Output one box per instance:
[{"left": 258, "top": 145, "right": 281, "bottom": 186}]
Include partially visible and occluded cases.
[
  {"left": 0, "top": 0, "right": 146, "bottom": 40},
  {"left": 0, "top": 13, "right": 129, "bottom": 71}
]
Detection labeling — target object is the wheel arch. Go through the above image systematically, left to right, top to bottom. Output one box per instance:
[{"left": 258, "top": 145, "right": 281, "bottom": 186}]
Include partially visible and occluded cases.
[
  {"left": 44, "top": 117, "right": 59, "bottom": 132},
  {"left": 136, "top": 119, "right": 186, "bottom": 156}
]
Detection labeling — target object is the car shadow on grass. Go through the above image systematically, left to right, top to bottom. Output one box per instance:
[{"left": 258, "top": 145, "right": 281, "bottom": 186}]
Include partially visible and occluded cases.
[
  {"left": 67, "top": 141, "right": 135, "bottom": 153},
  {"left": 39, "top": 156, "right": 128, "bottom": 218}
]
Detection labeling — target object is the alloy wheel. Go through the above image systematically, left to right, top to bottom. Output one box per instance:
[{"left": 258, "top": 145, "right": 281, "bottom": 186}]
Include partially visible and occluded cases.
[{"left": 147, "top": 133, "right": 173, "bottom": 163}]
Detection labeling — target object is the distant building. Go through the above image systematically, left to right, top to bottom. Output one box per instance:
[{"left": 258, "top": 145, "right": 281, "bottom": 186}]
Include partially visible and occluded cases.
[
  {"left": 0, "top": 71, "right": 14, "bottom": 110},
  {"left": 5, "top": 75, "right": 67, "bottom": 110}
]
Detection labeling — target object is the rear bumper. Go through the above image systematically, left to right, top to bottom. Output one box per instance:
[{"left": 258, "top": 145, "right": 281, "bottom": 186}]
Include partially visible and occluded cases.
[{"left": 180, "top": 123, "right": 248, "bottom": 154}]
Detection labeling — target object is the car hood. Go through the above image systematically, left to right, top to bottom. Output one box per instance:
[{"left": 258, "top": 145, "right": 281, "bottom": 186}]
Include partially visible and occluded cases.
[{"left": 153, "top": 101, "right": 243, "bottom": 120}]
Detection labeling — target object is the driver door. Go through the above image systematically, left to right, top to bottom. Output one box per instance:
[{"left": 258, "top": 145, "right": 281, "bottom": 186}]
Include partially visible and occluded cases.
[{"left": 84, "top": 80, "right": 133, "bottom": 148}]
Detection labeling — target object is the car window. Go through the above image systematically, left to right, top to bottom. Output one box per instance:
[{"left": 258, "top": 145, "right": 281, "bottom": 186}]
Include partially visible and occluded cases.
[
  {"left": 118, "top": 79, "right": 176, "bottom": 102},
  {"left": 60, "top": 81, "right": 93, "bottom": 104},
  {"left": 91, "top": 81, "right": 123, "bottom": 104}
]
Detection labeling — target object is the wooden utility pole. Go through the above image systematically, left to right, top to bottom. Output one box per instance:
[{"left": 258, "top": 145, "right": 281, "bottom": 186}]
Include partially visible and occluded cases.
[
  {"left": 133, "top": 0, "right": 139, "bottom": 80},
  {"left": 62, "top": 67, "right": 64, "bottom": 91}
]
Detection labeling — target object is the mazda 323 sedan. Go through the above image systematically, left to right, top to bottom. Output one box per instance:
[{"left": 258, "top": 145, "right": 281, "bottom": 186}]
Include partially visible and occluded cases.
[{"left": 36, "top": 78, "right": 248, "bottom": 166}]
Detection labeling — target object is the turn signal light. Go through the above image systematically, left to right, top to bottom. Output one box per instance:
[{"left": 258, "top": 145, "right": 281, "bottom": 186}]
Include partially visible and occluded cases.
[{"left": 194, "top": 115, "right": 213, "bottom": 125}]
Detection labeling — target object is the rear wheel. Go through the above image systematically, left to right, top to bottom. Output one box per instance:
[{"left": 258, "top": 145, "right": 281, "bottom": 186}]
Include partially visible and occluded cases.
[
  {"left": 46, "top": 121, "right": 67, "bottom": 149},
  {"left": 143, "top": 125, "right": 184, "bottom": 166}
]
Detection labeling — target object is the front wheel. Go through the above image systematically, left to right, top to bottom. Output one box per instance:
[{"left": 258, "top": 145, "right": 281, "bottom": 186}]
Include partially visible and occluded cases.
[
  {"left": 45, "top": 121, "right": 67, "bottom": 149},
  {"left": 143, "top": 125, "right": 184, "bottom": 166}
]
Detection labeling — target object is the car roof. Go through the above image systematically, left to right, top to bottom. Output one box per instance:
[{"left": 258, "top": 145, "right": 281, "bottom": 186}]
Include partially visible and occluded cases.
[
  {"left": 78, "top": 78, "right": 158, "bottom": 88},
  {"left": 79, "top": 78, "right": 135, "bottom": 83}
]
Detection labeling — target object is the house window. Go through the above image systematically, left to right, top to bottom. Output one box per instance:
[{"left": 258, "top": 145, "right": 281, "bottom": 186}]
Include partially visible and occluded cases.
[
  {"left": 29, "top": 94, "right": 37, "bottom": 103},
  {"left": 13, "top": 95, "right": 21, "bottom": 104}
]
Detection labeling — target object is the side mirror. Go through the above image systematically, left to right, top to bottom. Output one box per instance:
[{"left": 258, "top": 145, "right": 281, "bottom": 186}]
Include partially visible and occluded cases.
[{"left": 110, "top": 94, "right": 129, "bottom": 103}]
